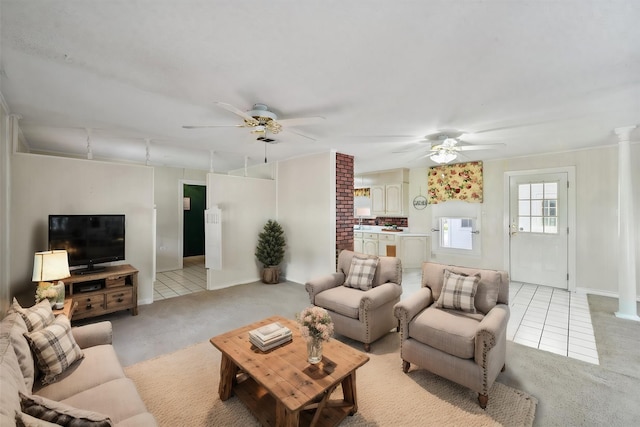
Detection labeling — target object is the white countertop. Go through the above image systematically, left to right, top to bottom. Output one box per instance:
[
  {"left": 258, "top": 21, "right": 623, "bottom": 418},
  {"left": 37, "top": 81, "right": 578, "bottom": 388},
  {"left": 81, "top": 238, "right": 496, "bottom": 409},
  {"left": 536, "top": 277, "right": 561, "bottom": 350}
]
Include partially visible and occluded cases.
[{"left": 353, "top": 225, "right": 430, "bottom": 237}]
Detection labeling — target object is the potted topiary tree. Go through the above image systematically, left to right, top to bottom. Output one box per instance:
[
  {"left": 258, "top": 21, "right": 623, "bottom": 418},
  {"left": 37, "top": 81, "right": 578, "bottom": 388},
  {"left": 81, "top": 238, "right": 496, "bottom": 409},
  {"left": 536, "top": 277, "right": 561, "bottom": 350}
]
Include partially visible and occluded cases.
[{"left": 255, "top": 219, "right": 286, "bottom": 284}]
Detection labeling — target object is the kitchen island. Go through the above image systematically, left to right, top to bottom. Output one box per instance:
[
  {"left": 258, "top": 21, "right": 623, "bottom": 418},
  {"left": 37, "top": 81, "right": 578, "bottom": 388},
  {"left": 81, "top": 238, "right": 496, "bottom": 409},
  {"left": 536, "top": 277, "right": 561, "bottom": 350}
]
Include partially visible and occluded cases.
[{"left": 353, "top": 226, "right": 430, "bottom": 268}]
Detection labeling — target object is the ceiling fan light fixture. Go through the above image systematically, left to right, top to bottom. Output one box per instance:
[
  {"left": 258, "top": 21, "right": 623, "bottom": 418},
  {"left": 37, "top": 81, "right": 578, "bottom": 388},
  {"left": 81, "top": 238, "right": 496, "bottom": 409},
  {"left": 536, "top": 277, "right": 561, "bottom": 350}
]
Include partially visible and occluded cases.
[
  {"left": 247, "top": 103, "right": 277, "bottom": 121},
  {"left": 442, "top": 137, "right": 458, "bottom": 147},
  {"left": 431, "top": 151, "right": 457, "bottom": 164}
]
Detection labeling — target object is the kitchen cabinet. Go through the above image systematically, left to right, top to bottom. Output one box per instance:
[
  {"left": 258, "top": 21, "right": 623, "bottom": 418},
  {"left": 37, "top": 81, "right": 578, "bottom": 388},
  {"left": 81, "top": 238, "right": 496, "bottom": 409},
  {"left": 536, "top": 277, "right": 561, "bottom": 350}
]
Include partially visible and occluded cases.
[
  {"left": 371, "top": 184, "right": 408, "bottom": 216},
  {"left": 370, "top": 186, "right": 385, "bottom": 214},
  {"left": 354, "top": 231, "right": 378, "bottom": 256},
  {"left": 354, "top": 232, "right": 363, "bottom": 253},
  {"left": 362, "top": 232, "right": 379, "bottom": 256},
  {"left": 378, "top": 233, "right": 397, "bottom": 256}
]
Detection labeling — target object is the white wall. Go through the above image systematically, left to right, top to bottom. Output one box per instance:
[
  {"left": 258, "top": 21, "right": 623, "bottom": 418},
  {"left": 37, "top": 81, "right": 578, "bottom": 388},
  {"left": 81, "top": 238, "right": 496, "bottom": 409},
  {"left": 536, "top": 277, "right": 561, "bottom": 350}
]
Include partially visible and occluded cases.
[
  {"left": 0, "top": 98, "right": 10, "bottom": 315},
  {"left": 407, "top": 144, "right": 640, "bottom": 296},
  {"left": 207, "top": 152, "right": 337, "bottom": 289},
  {"left": 277, "top": 152, "right": 336, "bottom": 284},
  {"left": 9, "top": 153, "right": 156, "bottom": 305},
  {"left": 154, "top": 166, "right": 207, "bottom": 272},
  {"left": 408, "top": 167, "right": 431, "bottom": 233},
  {"left": 207, "top": 174, "right": 276, "bottom": 289}
]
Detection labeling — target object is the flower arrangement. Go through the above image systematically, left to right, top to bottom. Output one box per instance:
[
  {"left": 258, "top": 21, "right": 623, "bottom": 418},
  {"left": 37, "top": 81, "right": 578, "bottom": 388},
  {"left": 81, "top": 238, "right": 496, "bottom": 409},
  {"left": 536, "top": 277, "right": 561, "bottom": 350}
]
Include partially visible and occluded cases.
[
  {"left": 35, "top": 281, "right": 65, "bottom": 308},
  {"left": 35, "top": 283, "right": 58, "bottom": 302},
  {"left": 296, "top": 306, "right": 334, "bottom": 342}
]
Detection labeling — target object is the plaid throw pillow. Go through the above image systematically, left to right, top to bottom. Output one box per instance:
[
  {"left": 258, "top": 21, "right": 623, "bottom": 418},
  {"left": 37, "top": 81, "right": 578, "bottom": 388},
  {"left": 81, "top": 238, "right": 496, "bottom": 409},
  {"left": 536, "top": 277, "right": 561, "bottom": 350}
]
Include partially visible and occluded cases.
[
  {"left": 344, "top": 255, "right": 378, "bottom": 290},
  {"left": 435, "top": 270, "right": 480, "bottom": 313},
  {"left": 11, "top": 298, "right": 55, "bottom": 332},
  {"left": 24, "top": 315, "right": 84, "bottom": 385},
  {"left": 19, "top": 392, "right": 113, "bottom": 426}
]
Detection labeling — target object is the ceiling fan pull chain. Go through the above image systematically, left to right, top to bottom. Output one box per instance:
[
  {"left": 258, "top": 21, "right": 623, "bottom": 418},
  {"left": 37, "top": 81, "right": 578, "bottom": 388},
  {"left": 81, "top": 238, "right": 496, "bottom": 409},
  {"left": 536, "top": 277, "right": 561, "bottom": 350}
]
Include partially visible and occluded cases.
[
  {"left": 85, "top": 128, "right": 93, "bottom": 160},
  {"left": 145, "top": 138, "right": 151, "bottom": 166}
]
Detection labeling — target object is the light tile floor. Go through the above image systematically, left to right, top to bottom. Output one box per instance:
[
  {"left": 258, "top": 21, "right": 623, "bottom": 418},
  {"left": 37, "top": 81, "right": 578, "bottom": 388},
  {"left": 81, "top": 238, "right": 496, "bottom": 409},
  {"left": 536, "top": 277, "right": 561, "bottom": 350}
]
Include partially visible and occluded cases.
[
  {"left": 154, "top": 256, "right": 206, "bottom": 300},
  {"left": 154, "top": 261, "right": 599, "bottom": 365},
  {"left": 509, "top": 281, "right": 599, "bottom": 364}
]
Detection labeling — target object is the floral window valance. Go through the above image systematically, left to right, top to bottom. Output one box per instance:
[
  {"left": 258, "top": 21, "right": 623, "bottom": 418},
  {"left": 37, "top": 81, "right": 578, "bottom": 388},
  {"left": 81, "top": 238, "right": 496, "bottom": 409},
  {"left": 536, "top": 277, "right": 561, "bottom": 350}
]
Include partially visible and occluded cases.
[
  {"left": 428, "top": 161, "right": 483, "bottom": 204},
  {"left": 354, "top": 188, "right": 370, "bottom": 197}
]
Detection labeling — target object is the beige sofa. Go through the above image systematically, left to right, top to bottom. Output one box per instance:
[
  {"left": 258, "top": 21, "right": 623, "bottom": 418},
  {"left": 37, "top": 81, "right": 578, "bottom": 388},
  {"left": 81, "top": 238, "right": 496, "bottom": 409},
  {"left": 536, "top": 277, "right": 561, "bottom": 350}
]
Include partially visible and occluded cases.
[
  {"left": 305, "top": 250, "right": 402, "bottom": 351},
  {"left": 393, "top": 262, "right": 510, "bottom": 408},
  {"left": 1, "top": 305, "right": 157, "bottom": 426}
]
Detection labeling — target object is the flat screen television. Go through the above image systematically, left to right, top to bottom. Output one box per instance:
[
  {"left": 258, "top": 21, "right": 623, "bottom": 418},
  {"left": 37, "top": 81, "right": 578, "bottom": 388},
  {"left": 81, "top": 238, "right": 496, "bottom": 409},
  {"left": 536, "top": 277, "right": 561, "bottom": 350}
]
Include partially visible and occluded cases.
[{"left": 48, "top": 214, "right": 125, "bottom": 274}]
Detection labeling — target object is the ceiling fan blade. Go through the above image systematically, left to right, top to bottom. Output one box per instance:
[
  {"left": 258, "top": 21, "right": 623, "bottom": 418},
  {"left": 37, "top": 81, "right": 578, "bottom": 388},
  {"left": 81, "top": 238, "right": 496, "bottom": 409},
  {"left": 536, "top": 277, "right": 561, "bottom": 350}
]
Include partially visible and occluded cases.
[
  {"left": 213, "top": 102, "right": 258, "bottom": 123},
  {"left": 277, "top": 116, "right": 325, "bottom": 127},
  {"left": 182, "top": 124, "right": 243, "bottom": 129},
  {"left": 283, "top": 128, "right": 317, "bottom": 141},
  {"left": 425, "top": 130, "right": 466, "bottom": 141},
  {"left": 392, "top": 141, "right": 431, "bottom": 153},
  {"left": 458, "top": 143, "right": 506, "bottom": 151}
]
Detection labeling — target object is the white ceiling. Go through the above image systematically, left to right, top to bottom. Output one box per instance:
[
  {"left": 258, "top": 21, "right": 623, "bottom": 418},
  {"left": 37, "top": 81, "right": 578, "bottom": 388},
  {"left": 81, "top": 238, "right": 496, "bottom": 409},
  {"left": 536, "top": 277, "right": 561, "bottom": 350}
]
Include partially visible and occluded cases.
[{"left": 1, "top": 1, "right": 638, "bottom": 174}]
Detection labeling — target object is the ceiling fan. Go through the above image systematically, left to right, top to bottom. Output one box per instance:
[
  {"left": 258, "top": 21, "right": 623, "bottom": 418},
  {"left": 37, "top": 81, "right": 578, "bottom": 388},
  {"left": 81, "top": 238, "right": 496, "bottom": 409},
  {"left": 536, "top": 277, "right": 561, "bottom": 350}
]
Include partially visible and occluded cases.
[
  {"left": 183, "top": 102, "right": 325, "bottom": 142},
  {"left": 397, "top": 130, "right": 505, "bottom": 164}
]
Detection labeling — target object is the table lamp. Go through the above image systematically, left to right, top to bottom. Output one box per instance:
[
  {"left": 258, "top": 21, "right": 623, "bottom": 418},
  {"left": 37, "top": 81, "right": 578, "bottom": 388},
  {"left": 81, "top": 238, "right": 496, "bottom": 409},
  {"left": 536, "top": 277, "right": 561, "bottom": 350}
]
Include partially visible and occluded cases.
[
  {"left": 356, "top": 208, "right": 371, "bottom": 230},
  {"left": 32, "top": 250, "right": 70, "bottom": 309}
]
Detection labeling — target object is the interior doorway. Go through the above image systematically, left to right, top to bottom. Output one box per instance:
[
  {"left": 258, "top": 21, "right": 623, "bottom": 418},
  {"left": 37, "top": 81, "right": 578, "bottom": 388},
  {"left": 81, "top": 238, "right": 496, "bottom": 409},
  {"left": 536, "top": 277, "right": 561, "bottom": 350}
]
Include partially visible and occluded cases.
[
  {"left": 504, "top": 167, "right": 576, "bottom": 291},
  {"left": 183, "top": 184, "right": 206, "bottom": 257}
]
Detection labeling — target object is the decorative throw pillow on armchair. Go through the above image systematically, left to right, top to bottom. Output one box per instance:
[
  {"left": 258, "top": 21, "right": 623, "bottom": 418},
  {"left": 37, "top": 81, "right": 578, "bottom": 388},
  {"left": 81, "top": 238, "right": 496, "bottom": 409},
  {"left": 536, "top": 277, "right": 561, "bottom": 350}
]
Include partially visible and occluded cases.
[
  {"left": 344, "top": 255, "right": 379, "bottom": 291},
  {"left": 435, "top": 270, "right": 481, "bottom": 313}
]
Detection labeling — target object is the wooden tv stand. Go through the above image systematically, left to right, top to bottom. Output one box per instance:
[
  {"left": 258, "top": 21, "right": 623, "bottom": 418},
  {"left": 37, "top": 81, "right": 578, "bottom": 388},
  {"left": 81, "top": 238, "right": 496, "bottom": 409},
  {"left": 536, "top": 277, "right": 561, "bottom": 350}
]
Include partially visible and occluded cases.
[{"left": 63, "top": 264, "right": 138, "bottom": 321}]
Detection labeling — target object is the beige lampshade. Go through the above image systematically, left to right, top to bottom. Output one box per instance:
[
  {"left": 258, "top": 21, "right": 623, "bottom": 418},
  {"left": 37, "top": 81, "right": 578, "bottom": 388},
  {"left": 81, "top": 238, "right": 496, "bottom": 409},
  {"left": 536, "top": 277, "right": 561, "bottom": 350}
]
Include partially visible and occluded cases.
[
  {"left": 356, "top": 208, "right": 371, "bottom": 217},
  {"left": 32, "top": 250, "right": 71, "bottom": 282}
]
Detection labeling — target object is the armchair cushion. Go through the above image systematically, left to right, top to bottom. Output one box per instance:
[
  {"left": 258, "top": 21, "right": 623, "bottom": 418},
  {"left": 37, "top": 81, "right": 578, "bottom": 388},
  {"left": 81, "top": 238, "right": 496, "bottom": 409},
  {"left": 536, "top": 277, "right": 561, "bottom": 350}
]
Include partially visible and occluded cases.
[
  {"left": 344, "top": 255, "right": 378, "bottom": 290},
  {"left": 435, "top": 270, "right": 480, "bottom": 313},
  {"left": 315, "top": 286, "right": 362, "bottom": 319},
  {"left": 409, "top": 306, "right": 480, "bottom": 359}
]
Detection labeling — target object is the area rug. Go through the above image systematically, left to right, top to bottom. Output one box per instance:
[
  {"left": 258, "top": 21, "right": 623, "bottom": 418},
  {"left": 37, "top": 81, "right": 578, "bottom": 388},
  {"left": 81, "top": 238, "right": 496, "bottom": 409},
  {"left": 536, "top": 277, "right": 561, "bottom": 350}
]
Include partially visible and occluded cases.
[{"left": 124, "top": 334, "right": 537, "bottom": 426}]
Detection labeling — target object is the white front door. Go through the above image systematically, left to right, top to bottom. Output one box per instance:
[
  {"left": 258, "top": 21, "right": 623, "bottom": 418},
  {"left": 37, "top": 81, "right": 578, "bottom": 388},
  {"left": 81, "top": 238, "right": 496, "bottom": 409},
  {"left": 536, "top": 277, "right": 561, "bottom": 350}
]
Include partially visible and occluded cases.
[{"left": 509, "top": 172, "right": 568, "bottom": 288}]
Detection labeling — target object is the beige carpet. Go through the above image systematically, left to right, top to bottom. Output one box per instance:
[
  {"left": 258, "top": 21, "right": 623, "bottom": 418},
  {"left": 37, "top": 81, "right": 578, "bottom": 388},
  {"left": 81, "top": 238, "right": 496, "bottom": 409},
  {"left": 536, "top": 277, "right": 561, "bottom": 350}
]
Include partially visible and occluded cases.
[{"left": 124, "top": 333, "right": 537, "bottom": 426}]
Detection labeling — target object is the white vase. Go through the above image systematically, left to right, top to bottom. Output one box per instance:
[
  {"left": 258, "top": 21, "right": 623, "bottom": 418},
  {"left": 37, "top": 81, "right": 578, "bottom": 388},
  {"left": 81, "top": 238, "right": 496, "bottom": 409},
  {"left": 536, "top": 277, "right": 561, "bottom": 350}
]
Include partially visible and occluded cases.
[{"left": 52, "top": 281, "right": 65, "bottom": 310}]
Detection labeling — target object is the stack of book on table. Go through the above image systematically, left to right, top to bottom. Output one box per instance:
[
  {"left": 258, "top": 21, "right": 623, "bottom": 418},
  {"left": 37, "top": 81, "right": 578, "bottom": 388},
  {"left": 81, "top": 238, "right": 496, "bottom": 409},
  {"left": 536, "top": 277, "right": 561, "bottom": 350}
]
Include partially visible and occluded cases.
[{"left": 249, "top": 322, "right": 292, "bottom": 351}]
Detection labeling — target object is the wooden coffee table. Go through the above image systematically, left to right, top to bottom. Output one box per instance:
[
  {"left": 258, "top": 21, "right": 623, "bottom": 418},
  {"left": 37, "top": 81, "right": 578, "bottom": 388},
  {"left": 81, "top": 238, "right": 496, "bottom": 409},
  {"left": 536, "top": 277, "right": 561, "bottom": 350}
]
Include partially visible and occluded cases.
[{"left": 210, "top": 315, "right": 369, "bottom": 427}]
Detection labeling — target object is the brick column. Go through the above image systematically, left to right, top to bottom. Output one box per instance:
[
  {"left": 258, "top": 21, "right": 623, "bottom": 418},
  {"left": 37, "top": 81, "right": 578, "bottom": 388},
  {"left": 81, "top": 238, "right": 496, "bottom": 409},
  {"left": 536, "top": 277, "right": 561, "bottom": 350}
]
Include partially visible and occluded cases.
[{"left": 336, "top": 153, "right": 354, "bottom": 263}]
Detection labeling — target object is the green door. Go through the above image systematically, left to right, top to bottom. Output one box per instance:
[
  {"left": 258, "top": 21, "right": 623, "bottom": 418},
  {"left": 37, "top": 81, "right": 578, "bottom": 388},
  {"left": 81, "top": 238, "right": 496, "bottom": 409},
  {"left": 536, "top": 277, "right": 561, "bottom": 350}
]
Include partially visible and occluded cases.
[{"left": 183, "top": 184, "right": 206, "bottom": 257}]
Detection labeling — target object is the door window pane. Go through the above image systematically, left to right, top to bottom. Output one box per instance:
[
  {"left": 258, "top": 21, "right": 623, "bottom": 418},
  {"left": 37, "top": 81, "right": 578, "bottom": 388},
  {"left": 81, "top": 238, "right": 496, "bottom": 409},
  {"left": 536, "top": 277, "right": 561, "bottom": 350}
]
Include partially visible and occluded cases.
[
  {"left": 516, "top": 181, "right": 559, "bottom": 234},
  {"left": 531, "top": 183, "right": 544, "bottom": 199},
  {"left": 544, "top": 183, "right": 558, "bottom": 199},
  {"left": 531, "top": 200, "right": 543, "bottom": 216},
  {"left": 531, "top": 217, "right": 544, "bottom": 233},
  {"left": 544, "top": 217, "right": 558, "bottom": 233}
]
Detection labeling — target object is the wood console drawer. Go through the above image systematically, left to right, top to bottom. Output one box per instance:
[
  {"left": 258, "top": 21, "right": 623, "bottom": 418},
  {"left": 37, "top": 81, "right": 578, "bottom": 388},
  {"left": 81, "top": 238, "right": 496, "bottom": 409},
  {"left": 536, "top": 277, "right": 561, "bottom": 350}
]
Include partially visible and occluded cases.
[
  {"left": 105, "top": 275, "right": 127, "bottom": 288},
  {"left": 106, "top": 288, "right": 133, "bottom": 310},
  {"left": 74, "top": 294, "right": 106, "bottom": 316}
]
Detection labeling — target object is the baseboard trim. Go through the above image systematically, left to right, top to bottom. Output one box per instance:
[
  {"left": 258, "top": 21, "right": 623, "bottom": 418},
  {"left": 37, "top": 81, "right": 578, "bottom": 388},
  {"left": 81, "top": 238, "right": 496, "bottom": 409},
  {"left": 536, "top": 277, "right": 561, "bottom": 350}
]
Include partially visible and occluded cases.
[
  {"left": 576, "top": 287, "right": 640, "bottom": 302},
  {"left": 138, "top": 296, "right": 154, "bottom": 305}
]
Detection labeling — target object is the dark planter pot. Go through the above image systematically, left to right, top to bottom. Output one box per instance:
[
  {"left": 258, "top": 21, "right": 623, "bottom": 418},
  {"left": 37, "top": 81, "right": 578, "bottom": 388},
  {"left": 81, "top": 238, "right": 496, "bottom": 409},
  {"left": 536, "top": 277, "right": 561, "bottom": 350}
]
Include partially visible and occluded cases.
[{"left": 261, "top": 266, "right": 280, "bottom": 284}]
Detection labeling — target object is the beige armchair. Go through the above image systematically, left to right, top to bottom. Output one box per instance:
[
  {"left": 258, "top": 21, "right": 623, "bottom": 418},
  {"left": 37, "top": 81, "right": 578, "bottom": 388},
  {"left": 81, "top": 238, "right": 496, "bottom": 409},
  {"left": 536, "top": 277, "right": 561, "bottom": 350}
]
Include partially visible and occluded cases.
[
  {"left": 305, "top": 250, "right": 402, "bottom": 352},
  {"left": 394, "top": 262, "right": 510, "bottom": 408}
]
